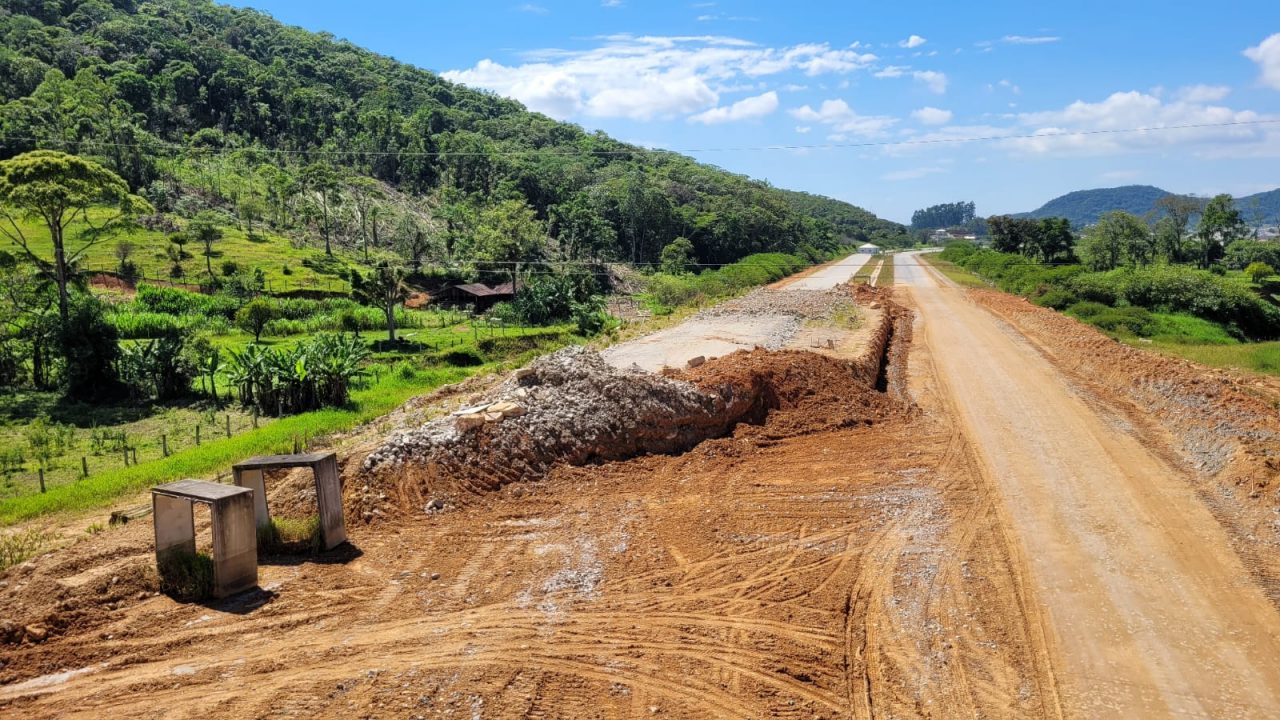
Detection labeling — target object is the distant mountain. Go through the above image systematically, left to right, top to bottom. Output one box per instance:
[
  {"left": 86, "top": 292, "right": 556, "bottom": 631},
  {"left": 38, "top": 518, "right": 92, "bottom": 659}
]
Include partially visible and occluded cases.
[{"left": 1014, "top": 186, "right": 1280, "bottom": 227}]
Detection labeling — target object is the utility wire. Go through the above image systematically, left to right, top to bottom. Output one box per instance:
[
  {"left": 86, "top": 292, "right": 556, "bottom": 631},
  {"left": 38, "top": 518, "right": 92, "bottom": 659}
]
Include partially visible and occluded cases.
[{"left": 4, "top": 118, "right": 1279, "bottom": 157}]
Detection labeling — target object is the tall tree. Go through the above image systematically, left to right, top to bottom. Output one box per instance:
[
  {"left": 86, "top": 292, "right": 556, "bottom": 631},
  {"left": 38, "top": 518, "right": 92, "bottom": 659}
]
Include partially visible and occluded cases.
[
  {"left": 0, "top": 151, "right": 150, "bottom": 325},
  {"left": 301, "top": 162, "right": 341, "bottom": 256},
  {"left": 349, "top": 176, "right": 385, "bottom": 262},
  {"left": 1195, "top": 194, "right": 1245, "bottom": 268},
  {"left": 1154, "top": 195, "right": 1204, "bottom": 262},
  {"left": 474, "top": 200, "right": 547, "bottom": 292},
  {"left": 1077, "top": 210, "right": 1150, "bottom": 271},
  {"left": 188, "top": 211, "right": 223, "bottom": 277},
  {"left": 351, "top": 261, "right": 409, "bottom": 343}
]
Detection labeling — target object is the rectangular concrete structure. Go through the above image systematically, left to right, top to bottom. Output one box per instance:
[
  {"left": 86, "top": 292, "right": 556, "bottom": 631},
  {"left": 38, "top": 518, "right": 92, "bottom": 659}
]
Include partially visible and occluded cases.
[
  {"left": 232, "top": 452, "right": 347, "bottom": 550},
  {"left": 152, "top": 480, "right": 258, "bottom": 599}
]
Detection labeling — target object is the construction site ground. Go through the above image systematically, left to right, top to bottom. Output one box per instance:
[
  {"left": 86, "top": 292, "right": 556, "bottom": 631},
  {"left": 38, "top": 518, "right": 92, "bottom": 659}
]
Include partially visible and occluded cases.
[{"left": 3, "top": 252, "right": 1280, "bottom": 718}]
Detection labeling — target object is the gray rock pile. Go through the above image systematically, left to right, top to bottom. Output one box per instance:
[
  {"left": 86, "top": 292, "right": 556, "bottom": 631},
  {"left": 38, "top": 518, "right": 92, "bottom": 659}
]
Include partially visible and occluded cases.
[{"left": 359, "top": 346, "right": 754, "bottom": 511}]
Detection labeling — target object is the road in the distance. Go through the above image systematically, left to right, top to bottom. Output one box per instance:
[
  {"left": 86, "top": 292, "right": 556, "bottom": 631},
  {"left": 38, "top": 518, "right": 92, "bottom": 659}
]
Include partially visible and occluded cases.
[
  {"left": 895, "top": 251, "right": 1280, "bottom": 718},
  {"left": 782, "top": 252, "right": 873, "bottom": 291},
  {"left": 602, "top": 253, "right": 872, "bottom": 371}
]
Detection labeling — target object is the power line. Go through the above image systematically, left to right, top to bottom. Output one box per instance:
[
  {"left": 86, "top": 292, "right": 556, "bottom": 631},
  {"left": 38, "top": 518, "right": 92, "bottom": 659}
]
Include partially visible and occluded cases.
[{"left": 4, "top": 118, "right": 1279, "bottom": 158}]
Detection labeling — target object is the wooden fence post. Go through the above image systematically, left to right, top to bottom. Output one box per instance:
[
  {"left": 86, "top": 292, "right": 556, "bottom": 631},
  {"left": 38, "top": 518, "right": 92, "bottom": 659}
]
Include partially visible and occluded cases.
[
  {"left": 225, "top": 414, "right": 231, "bottom": 438},
  {"left": 195, "top": 425, "right": 201, "bottom": 446},
  {"left": 162, "top": 434, "right": 169, "bottom": 457},
  {"left": 123, "top": 447, "right": 130, "bottom": 467},
  {"left": 81, "top": 456, "right": 88, "bottom": 478},
  {"left": 38, "top": 468, "right": 45, "bottom": 493}
]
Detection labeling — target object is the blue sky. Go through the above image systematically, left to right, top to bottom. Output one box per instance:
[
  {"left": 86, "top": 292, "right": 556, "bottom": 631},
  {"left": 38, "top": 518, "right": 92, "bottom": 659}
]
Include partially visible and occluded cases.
[{"left": 225, "top": 0, "right": 1280, "bottom": 223}]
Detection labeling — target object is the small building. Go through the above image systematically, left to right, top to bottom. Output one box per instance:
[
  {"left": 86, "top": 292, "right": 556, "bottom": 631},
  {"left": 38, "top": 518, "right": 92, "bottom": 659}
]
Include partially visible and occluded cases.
[
  {"left": 857, "top": 243, "right": 880, "bottom": 254},
  {"left": 436, "top": 282, "right": 516, "bottom": 311}
]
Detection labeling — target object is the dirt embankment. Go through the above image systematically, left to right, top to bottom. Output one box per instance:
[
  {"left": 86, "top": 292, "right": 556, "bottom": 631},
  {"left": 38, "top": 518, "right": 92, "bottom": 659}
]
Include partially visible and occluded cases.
[
  {"left": 0, "top": 285, "right": 1060, "bottom": 719},
  {"left": 351, "top": 286, "right": 911, "bottom": 521},
  {"left": 970, "top": 289, "right": 1280, "bottom": 600}
]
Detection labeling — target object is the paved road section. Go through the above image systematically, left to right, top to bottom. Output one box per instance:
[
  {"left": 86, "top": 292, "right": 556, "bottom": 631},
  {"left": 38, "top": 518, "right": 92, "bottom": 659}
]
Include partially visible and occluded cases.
[{"left": 896, "top": 250, "right": 1280, "bottom": 718}]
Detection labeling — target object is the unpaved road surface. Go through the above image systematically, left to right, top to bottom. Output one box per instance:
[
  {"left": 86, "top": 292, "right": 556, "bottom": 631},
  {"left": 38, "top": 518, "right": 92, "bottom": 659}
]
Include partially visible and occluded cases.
[
  {"left": 897, "top": 251, "right": 1280, "bottom": 718},
  {"left": 5, "top": 252, "right": 1280, "bottom": 719},
  {"left": 602, "top": 253, "right": 871, "bottom": 371}
]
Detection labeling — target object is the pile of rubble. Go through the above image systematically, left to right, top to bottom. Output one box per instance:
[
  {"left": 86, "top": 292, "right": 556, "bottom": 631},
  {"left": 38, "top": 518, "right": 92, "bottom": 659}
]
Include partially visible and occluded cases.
[{"left": 357, "top": 346, "right": 767, "bottom": 516}]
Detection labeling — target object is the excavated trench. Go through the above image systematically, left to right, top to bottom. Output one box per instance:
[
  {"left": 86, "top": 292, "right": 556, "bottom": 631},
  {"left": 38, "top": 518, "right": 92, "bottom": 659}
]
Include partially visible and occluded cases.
[{"left": 352, "top": 290, "right": 913, "bottom": 519}]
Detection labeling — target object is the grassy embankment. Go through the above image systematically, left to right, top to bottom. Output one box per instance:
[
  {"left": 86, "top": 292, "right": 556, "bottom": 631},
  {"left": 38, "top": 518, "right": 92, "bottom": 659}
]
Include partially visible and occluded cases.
[{"left": 922, "top": 249, "right": 1280, "bottom": 377}]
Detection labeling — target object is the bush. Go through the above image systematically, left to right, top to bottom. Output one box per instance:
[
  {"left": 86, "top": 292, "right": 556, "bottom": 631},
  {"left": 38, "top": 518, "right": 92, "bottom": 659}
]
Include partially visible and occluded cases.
[
  {"left": 221, "top": 260, "right": 240, "bottom": 276},
  {"left": 1069, "top": 265, "right": 1280, "bottom": 339},
  {"left": 136, "top": 284, "right": 240, "bottom": 318},
  {"left": 1032, "top": 287, "right": 1078, "bottom": 310},
  {"left": 60, "top": 296, "right": 123, "bottom": 402},
  {"left": 235, "top": 298, "right": 278, "bottom": 342},
  {"left": 226, "top": 333, "right": 370, "bottom": 415},
  {"left": 158, "top": 549, "right": 214, "bottom": 600}
]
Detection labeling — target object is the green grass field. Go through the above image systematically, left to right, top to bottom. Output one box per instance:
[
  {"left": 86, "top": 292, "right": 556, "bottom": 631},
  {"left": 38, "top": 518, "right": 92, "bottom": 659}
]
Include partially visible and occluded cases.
[
  {"left": 4, "top": 208, "right": 361, "bottom": 294},
  {"left": 921, "top": 253, "right": 989, "bottom": 288},
  {"left": 874, "top": 254, "right": 895, "bottom": 287},
  {"left": 1135, "top": 339, "right": 1280, "bottom": 376}
]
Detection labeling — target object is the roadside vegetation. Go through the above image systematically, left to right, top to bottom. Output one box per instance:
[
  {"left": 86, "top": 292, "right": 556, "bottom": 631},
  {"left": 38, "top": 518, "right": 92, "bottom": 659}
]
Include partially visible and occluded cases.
[{"left": 927, "top": 194, "right": 1280, "bottom": 376}]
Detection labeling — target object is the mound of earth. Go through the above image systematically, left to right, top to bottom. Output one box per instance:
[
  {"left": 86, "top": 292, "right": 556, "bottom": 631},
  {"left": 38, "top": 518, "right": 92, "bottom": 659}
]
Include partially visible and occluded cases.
[{"left": 354, "top": 292, "right": 909, "bottom": 520}]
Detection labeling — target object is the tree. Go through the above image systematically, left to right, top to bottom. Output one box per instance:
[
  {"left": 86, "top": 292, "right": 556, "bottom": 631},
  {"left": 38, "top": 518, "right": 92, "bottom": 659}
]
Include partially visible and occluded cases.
[
  {"left": 0, "top": 151, "right": 151, "bottom": 325},
  {"left": 301, "top": 162, "right": 341, "bottom": 255},
  {"left": 349, "top": 177, "right": 386, "bottom": 262},
  {"left": 237, "top": 194, "right": 267, "bottom": 239},
  {"left": 549, "top": 194, "right": 616, "bottom": 260},
  {"left": 1196, "top": 194, "right": 1246, "bottom": 268},
  {"left": 1154, "top": 195, "right": 1204, "bottom": 262},
  {"left": 474, "top": 200, "right": 546, "bottom": 292},
  {"left": 911, "top": 201, "right": 976, "bottom": 230},
  {"left": 188, "top": 211, "right": 223, "bottom": 277},
  {"left": 1077, "top": 211, "right": 1150, "bottom": 271},
  {"left": 987, "top": 215, "right": 1038, "bottom": 255},
  {"left": 1028, "top": 218, "right": 1074, "bottom": 263},
  {"left": 659, "top": 237, "right": 696, "bottom": 274},
  {"left": 351, "top": 261, "right": 409, "bottom": 342},
  {"left": 1246, "top": 262, "right": 1275, "bottom": 285},
  {"left": 59, "top": 295, "right": 123, "bottom": 401},
  {"left": 236, "top": 298, "right": 277, "bottom": 343}
]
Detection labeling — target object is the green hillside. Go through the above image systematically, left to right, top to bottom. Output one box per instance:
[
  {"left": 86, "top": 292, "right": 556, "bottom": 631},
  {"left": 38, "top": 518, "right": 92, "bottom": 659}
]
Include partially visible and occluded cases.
[
  {"left": 0, "top": 0, "right": 907, "bottom": 273},
  {"left": 1016, "top": 185, "right": 1280, "bottom": 228}
]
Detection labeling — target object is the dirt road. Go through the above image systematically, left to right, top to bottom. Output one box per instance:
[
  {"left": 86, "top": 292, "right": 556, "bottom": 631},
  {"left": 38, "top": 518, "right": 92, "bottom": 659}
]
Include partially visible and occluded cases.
[
  {"left": 896, "top": 251, "right": 1280, "bottom": 718},
  {"left": 602, "top": 253, "right": 871, "bottom": 371}
]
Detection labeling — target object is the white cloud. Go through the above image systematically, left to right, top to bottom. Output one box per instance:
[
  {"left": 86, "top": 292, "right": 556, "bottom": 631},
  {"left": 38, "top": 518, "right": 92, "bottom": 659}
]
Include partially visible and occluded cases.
[
  {"left": 602, "top": 0, "right": 623, "bottom": 6},
  {"left": 517, "top": 3, "right": 548, "bottom": 14},
  {"left": 1245, "top": 33, "right": 1280, "bottom": 90},
  {"left": 445, "top": 35, "right": 878, "bottom": 121},
  {"left": 899, "top": 35, "right": 927, "bottom": 49},
  {"left": 1002, "top": 35, "right": 1060, "bottom": 45},
  {"left": 874, "top": 66, "right": 947, "bottom": 93},
  {"left": 914, "top": 70, "right": 948, "bottom": 94},
  {"left": 1175, "top": 84, "right": 1231, "bottom": 103},
  {"left": 1008, "top": 90, "right": 1278, "bottom": 156},
  {"left": 689, "top": 91, "right": 779, "bottom": 124},
  {"left": 789, "top": 99, "right": 897, "bottom": 137},
  {"left": 912, "top": 106, "right": 953, "bottom": 125},
  {"left": 795, "top": 125, "right": 811, "bottom": 134},
  {"left": 883, "top": 166, "right": 947, "bottom": 181}
]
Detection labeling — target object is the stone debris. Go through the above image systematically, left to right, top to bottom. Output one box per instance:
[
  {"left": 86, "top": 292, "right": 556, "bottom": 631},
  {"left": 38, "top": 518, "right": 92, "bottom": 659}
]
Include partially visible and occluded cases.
[{"left": 361, "top": 346, "right": 761, "bottom": 509}]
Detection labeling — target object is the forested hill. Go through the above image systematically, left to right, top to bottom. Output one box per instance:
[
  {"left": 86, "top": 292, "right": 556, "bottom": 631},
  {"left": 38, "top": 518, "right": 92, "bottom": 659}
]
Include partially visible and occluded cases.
[
  {"left": 0, "top": 0, "right": 907, "bottom": 269},
  {"left": 1016, "top": 185, "right": 1280, "bottom": 227}
]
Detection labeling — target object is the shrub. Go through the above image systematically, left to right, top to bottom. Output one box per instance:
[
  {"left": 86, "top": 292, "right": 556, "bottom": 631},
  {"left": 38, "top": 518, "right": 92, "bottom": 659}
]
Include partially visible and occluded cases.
[
  {"left": 221, "top": 260, "right": 240, "bottom": 276},
  {"left": 136, "top": 284, "right": 240, "bottom": 318},
  {"left": 1032, "top": 287, "right": 1078, "bottom": 310},
  {"left": 60, "top": 296, "right": 123, "bottom": 401},
  {"left": 235, "top": 298, "right": 278, "bottom": 342},
  {"left": 226, "top": 333, "right": 370, "bottom": 415},
  {"left": 0, "top": 528, "right": 55, "bottom": 572},
  {"left": 157, "top": 550, "right": 214, "bottom": 600}
]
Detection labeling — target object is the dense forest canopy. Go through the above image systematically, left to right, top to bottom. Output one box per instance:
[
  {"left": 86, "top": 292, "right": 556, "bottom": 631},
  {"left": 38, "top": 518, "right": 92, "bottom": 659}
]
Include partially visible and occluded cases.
[
  {"left": 0, "top": 0, "right": 909, "bottom": 271},
  {"left": 1016, "top": 185, "right": 1280, "bottom": 228}
]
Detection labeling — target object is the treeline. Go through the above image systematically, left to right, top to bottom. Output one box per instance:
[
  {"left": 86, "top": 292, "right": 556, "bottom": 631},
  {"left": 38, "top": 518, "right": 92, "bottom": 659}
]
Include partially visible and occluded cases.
[{"left": 0, "top": 0, "right": 906, "bottom": 270}]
